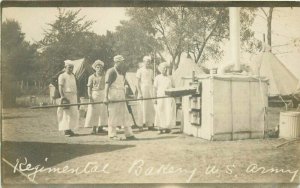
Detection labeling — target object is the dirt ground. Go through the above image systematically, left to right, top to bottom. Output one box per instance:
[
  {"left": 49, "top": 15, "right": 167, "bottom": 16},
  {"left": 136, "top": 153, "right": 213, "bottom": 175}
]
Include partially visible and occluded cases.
[{"left": 1, "top": 106, "right": 300, "bottom": 187}]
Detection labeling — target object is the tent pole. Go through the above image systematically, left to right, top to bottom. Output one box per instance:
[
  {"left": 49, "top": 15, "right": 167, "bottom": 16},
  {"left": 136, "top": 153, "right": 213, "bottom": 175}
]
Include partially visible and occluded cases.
[
  {"left": 229, "top": 7, "right": 241, "bottom": 72},
  {"left": 154, "top": 50, "right": 156, "bottom": 77}
]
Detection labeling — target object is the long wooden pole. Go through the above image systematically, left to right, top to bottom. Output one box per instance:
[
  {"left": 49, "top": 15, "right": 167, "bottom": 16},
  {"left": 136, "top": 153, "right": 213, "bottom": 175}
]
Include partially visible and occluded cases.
[{"left": 29, "top": 96, "right": 171, "bottom": 109}]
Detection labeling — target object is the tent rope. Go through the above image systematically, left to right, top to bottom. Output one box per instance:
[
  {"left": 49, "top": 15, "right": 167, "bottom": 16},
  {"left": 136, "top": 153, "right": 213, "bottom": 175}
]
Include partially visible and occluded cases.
[{"left": 279, "top": 95, "right": 289, "bottom": 111}]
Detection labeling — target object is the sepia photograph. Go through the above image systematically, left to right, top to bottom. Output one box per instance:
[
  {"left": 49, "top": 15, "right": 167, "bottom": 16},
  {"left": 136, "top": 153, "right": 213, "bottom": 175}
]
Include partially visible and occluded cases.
[{"left": 1, "top": 1, "right": 300, "bottom": 187}]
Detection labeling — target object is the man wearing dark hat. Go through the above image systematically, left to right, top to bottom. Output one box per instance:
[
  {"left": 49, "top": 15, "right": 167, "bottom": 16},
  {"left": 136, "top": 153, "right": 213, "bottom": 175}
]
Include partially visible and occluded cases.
[{"left": 104, "top": 55, "right": 136, "bottom": 140}]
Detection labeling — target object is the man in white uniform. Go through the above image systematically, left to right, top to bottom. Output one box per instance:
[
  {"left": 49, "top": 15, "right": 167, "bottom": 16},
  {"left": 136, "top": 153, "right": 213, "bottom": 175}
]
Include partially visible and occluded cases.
[
  {"left": 104, "top": 55, "right": 137, "bottom": 140},
  {"left": 136, "top": 56, "right": 155, "bottom": 130},
  {"left": 57, "top": 60, "right": 79, "bottom": 137},
  {"left": 84, "top": 60, "right": 108, "bottom": 134},
  {"left": 154, "top": 62, "right": 176, "bottom": 134}
]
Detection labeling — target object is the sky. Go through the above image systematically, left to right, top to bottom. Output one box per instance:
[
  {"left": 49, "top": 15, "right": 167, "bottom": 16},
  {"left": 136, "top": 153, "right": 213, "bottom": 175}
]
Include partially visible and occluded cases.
[
  {"left": 2, "top": 7, "right": 300, "bottom": 79},
  {"left": 2, "top": 7, "right": 128, "bottom": 43},
  {"left": 251, "top": 7, "right": 300, "bottom": 51},
  {"left": 253, "top": 8, "right": 300, "bottom": 80}
]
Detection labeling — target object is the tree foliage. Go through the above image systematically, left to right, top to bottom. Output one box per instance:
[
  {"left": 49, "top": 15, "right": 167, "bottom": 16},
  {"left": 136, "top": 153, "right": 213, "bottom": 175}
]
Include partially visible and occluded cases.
[
  {"left": 127, "top": 7, "right": 261, "bottom": 71},
  {"left": 127, "top": 7, "right": 189, "bottom": 71},
  {"left": 184, "top": 7, "right": 229, "bottom": 64},
  {"left": 240, "top": 8, "right": 262, "bottom": 53},
  {"left": 38, "top": 9, "right": 118, "bottom": 80},
  {"left": 39, "top": 9, "right": 96, "bottom": 79},
  {"left": 2, "top": 19, "right": 38, "bottom": 106},
  {"left": 2, "top": 19, "right": 38, "bottom": 80},
  {"left": 112, "top": 20, "right": 162, "bottom": 71}
]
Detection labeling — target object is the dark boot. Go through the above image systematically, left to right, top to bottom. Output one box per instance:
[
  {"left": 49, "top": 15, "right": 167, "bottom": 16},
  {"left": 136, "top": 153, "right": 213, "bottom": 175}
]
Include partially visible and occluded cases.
[
  {"left": 91, "top": 126, "right": 97, "bottom": 135},
  {"left": 97, "top": 126, "right": 106, "bottom": 133},
  {"left": 148, "top": 126, "right": 156, "bottom": 131},
  {"left": 65, "top": 129, "right": 76, "bottom": 137},
  {"left": 165, "top": 129, "right": 171, "bottom": 133},
  {"left": 125, "top": 135, "right": 138, "bottom": 140}
]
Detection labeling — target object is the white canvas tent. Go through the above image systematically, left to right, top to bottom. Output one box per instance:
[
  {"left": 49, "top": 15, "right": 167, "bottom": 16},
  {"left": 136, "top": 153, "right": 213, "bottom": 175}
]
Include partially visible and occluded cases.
[
  {"left": 257, "top": 52, "right": 300, "bottom": 97},
  {"left": 172, "top": 57, "right": 207, "bottom": 87},
  {"left": 50, "top": 58, "right": 94, "bottom": 98},
  {"left": 67, "top": 58, "right": 94, "bottom": 81},
  {"left": 67, "top": 58, "right": 94, "bottom": 97}
]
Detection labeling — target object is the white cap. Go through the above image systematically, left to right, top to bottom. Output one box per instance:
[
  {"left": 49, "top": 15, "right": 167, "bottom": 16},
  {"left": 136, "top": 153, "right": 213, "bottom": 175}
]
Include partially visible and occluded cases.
[
  {"left": 113, "top": 55, "right": 125, "bottom": 63},
  {"left": 143, "top": 56, "right": 151, "bottom": 62},
  {"left": 64, "top": 60, "right": 73, "bottom": 66},
  {"left": 92, "top": 60, "right": 104, "bottom": 70},
  {"left": 158, "top": 62, "right": 169, "bottom": 72}
]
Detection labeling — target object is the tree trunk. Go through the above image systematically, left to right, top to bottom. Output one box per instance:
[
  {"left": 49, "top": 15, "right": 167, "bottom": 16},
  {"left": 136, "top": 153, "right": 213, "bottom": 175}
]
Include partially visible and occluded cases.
[
  {"left": 267, "top": 7, "right": 274, "bottom": 50},
  {"left": 169, "top": 57, "right": 176, "bottom": 75}
]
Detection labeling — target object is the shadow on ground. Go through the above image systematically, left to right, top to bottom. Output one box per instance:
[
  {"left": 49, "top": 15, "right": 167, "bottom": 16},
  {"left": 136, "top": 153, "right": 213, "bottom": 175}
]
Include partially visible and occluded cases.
[
  {"left": 2, "top": 115, "right": 37, "bottom": 120},
  {"left": 136, "top": 136, "right": 177, "bottom": 141},
  {"left": 2, "top": 141, "right": 135, "bottom": 179}
]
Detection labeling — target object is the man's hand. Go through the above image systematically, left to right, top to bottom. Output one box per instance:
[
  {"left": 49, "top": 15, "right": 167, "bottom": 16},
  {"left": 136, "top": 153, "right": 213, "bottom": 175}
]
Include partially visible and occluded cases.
[
  {"left": 125, "top": 85, "right": 130, "bottom": 96},
  {"left": 137, "top": 93, "right": 143, "bottom": 99},
  {"left": 89, "top": 97, "right": 94, "bottom": 103},
  {"left": 103, "top": 97, "right": 109, "bottom": 105}
]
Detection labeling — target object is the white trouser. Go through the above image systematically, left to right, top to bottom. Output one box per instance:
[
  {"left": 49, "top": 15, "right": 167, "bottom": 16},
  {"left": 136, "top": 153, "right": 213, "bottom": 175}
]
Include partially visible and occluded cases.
[
  {"left": 139, "top": 84, "right": 155, "bottom": 126},
  {"left": 107, "top": 88, "right": 133, "bottom": 137},
  {"left": 84, "top": 90, "right": 108, "bottom": 127},
  {"left": 57, "top": 93, "right": 79, "bottom": 131}
]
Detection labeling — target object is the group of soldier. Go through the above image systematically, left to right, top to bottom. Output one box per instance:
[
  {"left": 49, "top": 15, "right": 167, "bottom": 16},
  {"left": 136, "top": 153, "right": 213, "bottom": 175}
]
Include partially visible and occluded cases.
[{"left": 57, "top": 55, "right": 176, "bottom": 140}]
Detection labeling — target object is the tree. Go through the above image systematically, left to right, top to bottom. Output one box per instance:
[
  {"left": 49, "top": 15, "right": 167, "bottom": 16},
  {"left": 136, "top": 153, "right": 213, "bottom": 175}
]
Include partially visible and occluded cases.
[
  {"left": 127, "top": 7, "right": 261, "bottom": 71},
  {"left": 127, "top": 7, "right": 189, "bottom": 71},
  {"left": 184, "top": 7, "right": 229, "bottom": 64},
  {"left": 260, "top": 7, "right": 274, "bottom": 48},
  {"left": 38, "top": 8, "right": 96, "bottom": 80},
  {"left": 240, "top": 8, "right": 262, "bottom": 53},
  {"left": 2, "top": 19, "right": 38, "bottom": 107},
  {"left": 112, "top": 20, "right": 162, "bottom": 71},
  {"left": 74, "top": 31, "right": 115, "bottom": 69}
]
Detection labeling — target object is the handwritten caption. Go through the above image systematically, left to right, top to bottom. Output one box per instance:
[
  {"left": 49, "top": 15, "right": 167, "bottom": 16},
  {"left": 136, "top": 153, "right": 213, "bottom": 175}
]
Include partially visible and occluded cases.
[{"left": 12, "top": 158, "right": 299, "bottom": 183}]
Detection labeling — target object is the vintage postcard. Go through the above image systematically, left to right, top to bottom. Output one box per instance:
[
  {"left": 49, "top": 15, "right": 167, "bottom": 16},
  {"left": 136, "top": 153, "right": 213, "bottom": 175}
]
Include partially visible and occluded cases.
[{"left": 1, "top": 1, "right": 300, "bottom": 187}]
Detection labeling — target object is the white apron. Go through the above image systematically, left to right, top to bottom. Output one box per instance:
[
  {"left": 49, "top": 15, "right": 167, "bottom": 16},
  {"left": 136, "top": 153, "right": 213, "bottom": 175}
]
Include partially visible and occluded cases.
[
  {"left": 107, "top": 69, "right": 133, "bottom": 137},
  {"left": 107, "top": 69, "right": 133, "bottom": 127},
  {"left": 154, "top": 75, "right": 176, "bottom": 129},
  {"left": 139, "top": 84, "right": 155, "bottom": 125},
  {"left": 84, "top": 90, "right": 108, "bottom": 127},
  {"left": 57, "top": 92, "right": 79, "bottom": 131}
]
